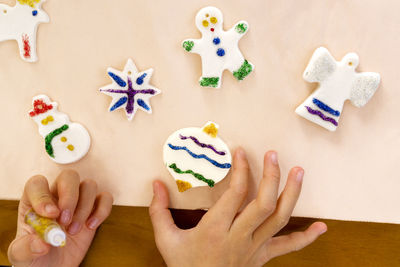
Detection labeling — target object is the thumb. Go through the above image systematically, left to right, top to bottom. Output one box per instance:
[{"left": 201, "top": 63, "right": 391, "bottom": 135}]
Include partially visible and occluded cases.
[
  {"left": 149, "top": 181, "right": 178, "bottom": 237},
  {"left": 8, "top": 234, "right": 50, "bottom": 266}
]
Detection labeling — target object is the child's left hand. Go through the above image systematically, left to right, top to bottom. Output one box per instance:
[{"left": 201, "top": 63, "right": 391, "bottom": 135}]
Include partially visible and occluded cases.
[{"left": 8, "top": 170, "right": 113, "bottom": 267}]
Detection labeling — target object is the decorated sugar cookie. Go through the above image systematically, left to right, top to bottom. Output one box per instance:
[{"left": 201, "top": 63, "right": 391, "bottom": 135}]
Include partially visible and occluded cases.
[
  {"left": 0, "top": 0, "right": 49, "bottom": 62},
  {"left": 182, "top": 6, "right": 254, "bottom": 88},
  {"left": 296, "top": 47, "right": 380, "bottom": 131},
  {"left": 100, "top": 59, "right": 161, "bottom": 121},
  {"left": 29, "top": 95, "right": 91, "bottom": 164},
  {"left": 163, "top": 122, "right": 232, "bottom": 192}
]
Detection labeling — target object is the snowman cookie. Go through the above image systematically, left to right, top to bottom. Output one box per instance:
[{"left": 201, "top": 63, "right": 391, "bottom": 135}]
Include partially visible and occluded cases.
[
  {"left": 0, "top": 0, "right": 49, "bottom": 62},
  {"left": 182, "top": 6, "right": 254, "bottom": 88},
  {"left": 296, "top": 47, "right": 380, "bottom": 131},
  {"left": 100, "top": 59, "right": 161, "bottom": 121},
  {"left": 29, "top": 95, "right": 91, "bottom": 164},
  {"left": 163, "top": 122, "right": 232, "bottom": 192}
]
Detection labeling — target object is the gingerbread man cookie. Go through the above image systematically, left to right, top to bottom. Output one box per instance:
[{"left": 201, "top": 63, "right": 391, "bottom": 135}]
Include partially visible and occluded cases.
[
  {"left": 0, "top": 0, "right": 49, "bottom": 62},
  {"left": 182, "top": 6, "right": 254, "bottom": 88}
]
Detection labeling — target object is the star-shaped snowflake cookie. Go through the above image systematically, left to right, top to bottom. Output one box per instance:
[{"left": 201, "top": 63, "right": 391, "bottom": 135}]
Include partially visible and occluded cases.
[{"left": 100, "top": 59, "right": 161, "bottom": 121}]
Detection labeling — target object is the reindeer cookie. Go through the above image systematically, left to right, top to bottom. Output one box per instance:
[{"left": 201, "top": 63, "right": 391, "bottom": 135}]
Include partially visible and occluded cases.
[
  {"left": 0, "top": 0, "right": 49, "bottom": 62},
  {"left": 182, "top": 6, "right": 254, "bottom": 88},
  {"left": 296, "top": 47, "right": 381, "bottom": 131},
  {"left": 29, "top": 95, "right": 91, "bottom": 164}
]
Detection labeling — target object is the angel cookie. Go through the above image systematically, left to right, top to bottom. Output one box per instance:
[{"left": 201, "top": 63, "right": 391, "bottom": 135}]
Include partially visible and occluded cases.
[
  {"left": 0, "top": 0, "right": 49, "bottom": 62},
  {"left": 182, "top": 6, "right": 254, "bottom": 88},
  {"left": 296, "top": 47, "right": 380, "bottom": 131},
  {"left": 29, "top": 95, "right": 91, "bottom": 164},
  {"left": 163, "top": 122, "right": 232, "bottom": 192}
]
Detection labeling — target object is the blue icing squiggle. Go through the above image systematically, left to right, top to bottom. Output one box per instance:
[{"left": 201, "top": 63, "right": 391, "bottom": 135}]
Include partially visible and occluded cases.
[
  {"left": 108, "top": 72, "right": 126, "bottom": 87},
  {"left": 136, "top": 73, "right": 147, "bottom": 85},
  {"left": 110, "top": 96, "right": 127, "bottom": 111},
  {"left": 312, "top": 98, "right": 340, "bottom": 117},
  {"left": 137, "top": 99, "right": 150, "bottom": 110},
  {"left": 168, "top": 143, "right": 231, "bottom": 169}
]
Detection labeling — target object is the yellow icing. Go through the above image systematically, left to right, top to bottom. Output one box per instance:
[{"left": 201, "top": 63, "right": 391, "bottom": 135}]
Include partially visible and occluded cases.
[
  {"left": 17, "top": 0, "right": 41, "bottom": 8},
  {"left": 210, "top": 17, "right": 217, "bottom": 24},
  {"left": 202, "top": 20, "right": 209, "bottom": 27},
  {"left": 41, "top": 116, "right": 54, "bottom": 125},
  {"left": 203, "top": 123, "right": 218, "bottom": 138},
  {"left": 60, "top": 137, "right": 67, "bottom": 142},
  {"left": 67, "top": 145, "right": 75, "bottom": 151},
  {"left": 176, "top": 180, "right": 192, "bottom": 192}
]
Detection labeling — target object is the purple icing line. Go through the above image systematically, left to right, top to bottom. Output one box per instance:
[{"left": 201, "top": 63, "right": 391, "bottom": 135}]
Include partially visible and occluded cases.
[
  {"left": 305, "top": 106, "right": 338, "bottom": 126},
  {"left": 179, "top": 134, "right": 226, "bottom": 156}
]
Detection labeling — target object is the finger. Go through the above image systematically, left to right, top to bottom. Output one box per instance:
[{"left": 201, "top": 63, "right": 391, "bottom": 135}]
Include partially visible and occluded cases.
[
  {"left": 200, "top": 148, "right": 249, "bottom": 230},
  {"left": 232, "top": 151, "right": 280, "bottom": 234},
  {"left": 253, "top": 167, "right": 304, "bottom": 245},
  {"left": 52, "top": 169, "right": 80, "bottom": 226},
  {"left": 22, "top": 175, "right": 59, "bottom": 218},
  {"left": 67, "top": 179, "right": 98, "bottom": 235},
  {"left": 149, "top": 180, "right": 178, "bottom": 239},
  {"left": 86, "top": 192, "right": 114, "bottom": 230},
  {"left": 262, "top": 222, "right": 327, "bottom": 262},
  {"left": 8, "top": 234, "right": 50, "bottom": 265}
]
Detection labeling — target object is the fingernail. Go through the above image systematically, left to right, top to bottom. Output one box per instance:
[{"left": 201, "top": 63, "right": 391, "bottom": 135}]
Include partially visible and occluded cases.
[
  {"left": 236, "top": 148, "right": 246, "bottom": 159},
  {"left": 270, "top": 152, "right": 278, "bottom": 165},
  {"left": 297, "top": 169, "right": 304, "bottom": 182},
  {"left": 153, "top": 181, "right": 160, "bottom": 195},
  {"left": 45, "top": 204, "right": 58, "bottom": 215},
  {"left": 60, "top": 209, "right": 71, "bottom": 225},
  {"left": 87, "top": 217, "right": 99, "bottom": 230},
  {"left": 68, "top": 222, "right": 81, "bottom": 235},
  {"left": 320, "top": 227, "right": 328, "bottom": 235},
  {"left": 30, "top": 238, "right": 44, "bottom": 254}
]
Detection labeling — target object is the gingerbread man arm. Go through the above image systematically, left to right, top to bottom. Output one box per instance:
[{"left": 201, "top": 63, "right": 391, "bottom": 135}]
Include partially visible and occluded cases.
[
  {"left": 229, "top": 20, "right": 249, "bottom": 40},
  {"left": 182, "top": 39, "right": 203, "bottom": 54}
]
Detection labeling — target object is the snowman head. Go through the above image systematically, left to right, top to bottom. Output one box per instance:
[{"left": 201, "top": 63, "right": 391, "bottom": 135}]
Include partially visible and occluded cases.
[
  {"left": 16, "top": 0, "right": 49, "bottom": 24},
  {"left": 195, "top": 6, "right": 223, "bottom": 35},
  {"left": 342, "top": 52, "right": 359, "bottom": 70}
]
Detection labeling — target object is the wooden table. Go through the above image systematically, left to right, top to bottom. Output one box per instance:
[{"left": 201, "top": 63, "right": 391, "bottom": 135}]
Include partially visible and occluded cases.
[{"left": 0, "top": 200, "right": 399, "bottom": 266}]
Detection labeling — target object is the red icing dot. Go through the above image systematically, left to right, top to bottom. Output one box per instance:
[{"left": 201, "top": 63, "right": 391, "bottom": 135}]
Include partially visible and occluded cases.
[{"left": 211, "top": 28, "right": 214, "bottom": 32}]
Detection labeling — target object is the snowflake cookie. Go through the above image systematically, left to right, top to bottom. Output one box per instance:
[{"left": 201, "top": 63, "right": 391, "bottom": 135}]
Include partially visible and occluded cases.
[
  {"left": 0, "top": 0, "right": 49, "bottom": 62},
  {"left": 182, "top": 6, "right": 254, "bottom": 88},
  {"left": 296, "top": 47, "right": 381, "bottom": 131},
  {"left": 100, "top": 59, "right": 161, "bottom": 121},
  {"left": 29, "top": 95, "right": 91, "bottom": 164},
  {"left": 163, "top": 122, "right": 232, "bottom": 192}
]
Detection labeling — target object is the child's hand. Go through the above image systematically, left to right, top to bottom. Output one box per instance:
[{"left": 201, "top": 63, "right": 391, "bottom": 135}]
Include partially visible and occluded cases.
[
  {"left": 150, "top": 149, "right": 327, "bottom": 267},
  {"left": 8, "top": 170, "right": 113, "bottom": 267}
]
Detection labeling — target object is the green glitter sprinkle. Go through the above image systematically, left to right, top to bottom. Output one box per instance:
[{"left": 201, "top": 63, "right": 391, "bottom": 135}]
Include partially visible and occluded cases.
[
  {"left": 235, "top": 23, "right": 248, "bottom": 34},
  {"left": 183, "top": 40, "right": 194, "bottom": 52},
  {"left": 233, "top": 60, "right": 253, "bottom": 80},
  {"left": 199, "top": 77, "right": 219, "bottom": 87},
  {"left": 45, "top": 124, "right": 69, "bottom": 158},
  {"left": 168, "top": 163, "right": 215, "bottom": 187}
]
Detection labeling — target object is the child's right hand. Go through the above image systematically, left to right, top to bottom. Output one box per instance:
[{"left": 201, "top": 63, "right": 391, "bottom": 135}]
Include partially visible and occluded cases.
[
  {"left": 150, "top": 148, "right": 327, "bottom": 267},
  {"left": 8, "top": 170, "right": 113, "bottom": 267}
]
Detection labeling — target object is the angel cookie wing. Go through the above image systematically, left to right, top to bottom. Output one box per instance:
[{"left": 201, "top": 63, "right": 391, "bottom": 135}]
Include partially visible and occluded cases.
[
  {"left": 303, "top": 47, "right": 336, "bottom": 83},
  {"left": 349, "top": 72, "right": 380, "bottom": 108}
]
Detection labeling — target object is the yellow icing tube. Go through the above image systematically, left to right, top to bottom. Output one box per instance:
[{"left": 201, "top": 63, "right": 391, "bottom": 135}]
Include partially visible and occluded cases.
[{"left": 25, "top": 210, "right": 66, "bottom": 247}]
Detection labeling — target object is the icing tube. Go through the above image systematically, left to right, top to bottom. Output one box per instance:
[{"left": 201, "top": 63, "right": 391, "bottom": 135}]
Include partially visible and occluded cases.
[{"left": 25, "top": 210, "right": 66, "bottom": 247}]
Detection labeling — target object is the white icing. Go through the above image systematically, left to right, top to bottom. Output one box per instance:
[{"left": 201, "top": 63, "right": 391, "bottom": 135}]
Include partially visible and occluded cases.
[
  {"left": 0, "top": 0, "right": 49, "bottom": 62},
  {"left": 182, "top": 6, "right": 254, "bottom": 88},
  {"left": 296, "top": 47, "right": 381, "bottom": 131},
  {"left": 99, "top": 58, "right": 161, "bottom": 121},
  {"left": 30, "top": 95, "right": 91, "bottom": 164},
  {"left": 163, "top": 121, "right": 232, "bottom": 191}
]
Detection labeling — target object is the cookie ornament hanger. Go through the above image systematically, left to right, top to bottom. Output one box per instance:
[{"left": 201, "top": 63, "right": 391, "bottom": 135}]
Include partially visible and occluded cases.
[
  {"left": 0, "top": 0, "right": 49, "bottom": 62},
  {"left": 182, "top": 6, "right": 254, "bottom": 88},
  {"left": 296, "top": 47, "right": 380, "bottom": 131},
  {"left": 29, "top": 95, "right": 91, "bottom": 164},
  {"left": 163, "top": 122, "right": 232, "bottom": 192}
]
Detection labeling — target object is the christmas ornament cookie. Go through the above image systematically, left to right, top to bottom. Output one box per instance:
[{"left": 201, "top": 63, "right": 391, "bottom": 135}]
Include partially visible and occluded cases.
[
  {"left": 0, "top": 0, "right": 49, "bottom": 62},
  {"left": 182, "top": 6, "right": 254, "bottom": 88},
  {"left": 296, "top": 47, "right": 380, "bottom": 131},
  {"left": 100, "top": 59, "right": 161, "bottom": 121},
  {"left": 29, "top": 95, "right": 91, "bottom": 164},
  {"left": 163, "top": 122, "right": 232, "bottom": 192}
]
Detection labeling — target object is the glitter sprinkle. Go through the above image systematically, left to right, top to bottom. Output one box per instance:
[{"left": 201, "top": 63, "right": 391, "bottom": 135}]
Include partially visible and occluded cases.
[
  {"left": 22, "top": 34, "right": 31, "bottom": 58},
  {"left": 183, "top": 40, "right": 194, "bottom": 52},
  {"left": 233, "top": 60, "right": 253, "bottom": 80},
  {"left": 199, "top": 77, "right": 219, "bottom": 87},
  {"left": 312, "top": 98, "right": 340, "bottom": 117},
  {"left": 305, "top": 106, "right": 338, "bottom": 126},
  {"left": 45, "top": 124, "right": 69, "bottom": 158},
  {"left": 179, "top": 134, "right": 226, "bottom": 155},
  {"left": 169, "top": 163, "right": 215, "bottom": 187},
  {"left": 176, "top": 180, "right": 193, "bottom": 192}
]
